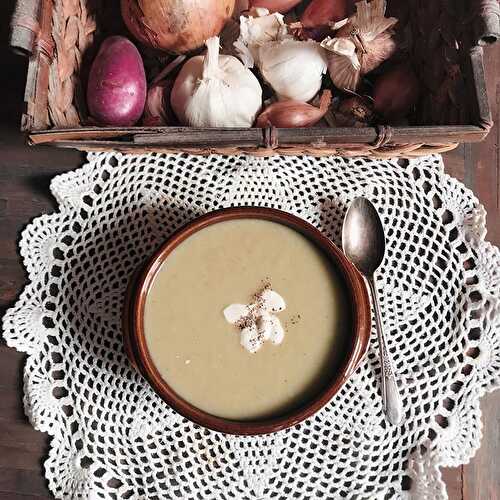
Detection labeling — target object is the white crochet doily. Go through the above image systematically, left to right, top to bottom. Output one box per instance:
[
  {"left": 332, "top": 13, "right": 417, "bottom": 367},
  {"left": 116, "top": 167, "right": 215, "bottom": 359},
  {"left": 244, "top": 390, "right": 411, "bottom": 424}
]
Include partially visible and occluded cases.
[{"left": 3, "top": 153, "right": 500, "bottom": 500}]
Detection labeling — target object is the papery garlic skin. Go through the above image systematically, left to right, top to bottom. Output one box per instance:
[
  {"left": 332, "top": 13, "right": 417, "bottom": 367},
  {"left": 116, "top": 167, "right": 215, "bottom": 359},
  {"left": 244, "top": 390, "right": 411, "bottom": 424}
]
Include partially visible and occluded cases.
[
  {"left": 321, "top": 0, "right": 397, "bottom": 91},
  {"left": 234, "top": 9, "right": 291, "bottom": 67},
  {"left": 171, "top": 37, "right": 262, "bottom": 127},
  {"left": 321, "top": 37, "right": 360, "bottom": 70},
  {"left": 258, "top": 40, "right": 327, "bottom": 102}
]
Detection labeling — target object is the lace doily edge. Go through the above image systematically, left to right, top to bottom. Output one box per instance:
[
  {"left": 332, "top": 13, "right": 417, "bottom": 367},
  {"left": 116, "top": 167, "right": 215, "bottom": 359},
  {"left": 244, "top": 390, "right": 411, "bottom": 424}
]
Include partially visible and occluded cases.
[{"left": 1, "top": 153, "right": 499, "bottom": 500}]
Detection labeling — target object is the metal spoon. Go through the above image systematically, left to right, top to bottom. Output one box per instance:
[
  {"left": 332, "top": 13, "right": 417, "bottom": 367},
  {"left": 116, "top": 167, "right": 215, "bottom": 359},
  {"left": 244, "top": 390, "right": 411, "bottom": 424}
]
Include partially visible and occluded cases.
[{"left": 342, "top": 197, "right": 403, "bottom": 425}]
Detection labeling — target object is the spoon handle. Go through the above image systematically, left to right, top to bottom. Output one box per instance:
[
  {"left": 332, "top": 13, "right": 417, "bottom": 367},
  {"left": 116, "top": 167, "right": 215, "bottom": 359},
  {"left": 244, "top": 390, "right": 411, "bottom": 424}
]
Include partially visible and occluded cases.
[{"left": 367, "top": 276, "right": 404, "bottom": 425}]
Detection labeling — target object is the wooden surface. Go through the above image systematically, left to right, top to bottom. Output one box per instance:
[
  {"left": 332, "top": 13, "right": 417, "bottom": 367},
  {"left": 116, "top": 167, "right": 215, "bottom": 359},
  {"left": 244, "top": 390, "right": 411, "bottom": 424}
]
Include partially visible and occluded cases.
[{"left": 0, "top": 3, "right": 499, "bottom": 499}]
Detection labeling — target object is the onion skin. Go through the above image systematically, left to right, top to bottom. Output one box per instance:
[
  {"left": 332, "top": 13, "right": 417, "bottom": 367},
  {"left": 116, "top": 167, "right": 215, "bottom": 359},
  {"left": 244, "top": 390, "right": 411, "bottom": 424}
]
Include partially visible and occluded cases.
[
  {"left": 121, "top": 0, "right": 235, "bottom": 54},
  {"left": 249, "top": 0, "right": 302, "bottom": 13},
  {"left": 301, "top": 0, "right": 350, "bottom": 28},
  {"left": 87, "top": 36, "right": 146, "bottom": 127},
  {"left": 373, "top": 64, "right": 420, "bottom": 121},
  {"left": 143, "top": 79, "right": 176, "bottom": 126},
  {"left": 256, "top": 90, "right": 332, "bottom": 128},
  {"left": 335, "top": 96, "right": 374, "bottom": 127}
]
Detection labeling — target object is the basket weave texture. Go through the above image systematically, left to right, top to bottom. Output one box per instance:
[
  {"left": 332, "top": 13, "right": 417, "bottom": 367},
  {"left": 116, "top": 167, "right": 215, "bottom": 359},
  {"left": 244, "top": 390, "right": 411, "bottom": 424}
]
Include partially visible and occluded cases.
[{"left": 10, "top": 0, "right": 500, "bottom": 157}]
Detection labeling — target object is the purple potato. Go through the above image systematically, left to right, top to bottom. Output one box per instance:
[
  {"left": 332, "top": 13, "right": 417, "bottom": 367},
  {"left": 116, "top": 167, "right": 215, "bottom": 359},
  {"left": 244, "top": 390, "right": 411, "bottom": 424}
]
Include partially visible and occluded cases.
[{"left": 87, "top": 36, "right": 146, "bottom": 126}]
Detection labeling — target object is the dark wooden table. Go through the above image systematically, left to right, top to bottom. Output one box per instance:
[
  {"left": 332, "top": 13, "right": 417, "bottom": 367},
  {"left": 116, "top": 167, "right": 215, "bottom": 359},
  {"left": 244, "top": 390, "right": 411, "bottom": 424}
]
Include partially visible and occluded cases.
[{"left": 0, "top": 5, "right": 498, "bottom": 500}]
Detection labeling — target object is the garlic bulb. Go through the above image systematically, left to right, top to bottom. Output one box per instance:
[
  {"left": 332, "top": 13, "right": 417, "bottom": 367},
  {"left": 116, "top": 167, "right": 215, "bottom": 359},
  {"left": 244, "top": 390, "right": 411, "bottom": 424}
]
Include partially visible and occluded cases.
[
  {"left": 321, "top": 0, "right": 398, "bottom": 91},
  {"left": 234, "top": 8, "right": 291, "bottom": 67},
  {"left": 234, "top": 9, "right": 328, "bottom": 102},
  {"left": 171, "top": 37, "right": 262, "bottom": 127},
  {"left": 258, "top": 40, "right": 327, "bottom": 102}
]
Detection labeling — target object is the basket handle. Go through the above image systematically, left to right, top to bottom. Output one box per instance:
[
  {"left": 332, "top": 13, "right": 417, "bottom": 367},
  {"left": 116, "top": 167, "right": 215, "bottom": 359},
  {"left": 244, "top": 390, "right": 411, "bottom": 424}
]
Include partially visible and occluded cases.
[
  {"left": 9, "top": 0, "right": 42, "bottom": 56},
  {"left": 475, "top": 0, "right": 500, "bottom": 46}
]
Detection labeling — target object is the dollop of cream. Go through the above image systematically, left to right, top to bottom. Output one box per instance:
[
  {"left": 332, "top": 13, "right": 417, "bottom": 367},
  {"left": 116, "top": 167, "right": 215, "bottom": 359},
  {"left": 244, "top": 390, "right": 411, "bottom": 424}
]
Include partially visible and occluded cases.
[{"left": 223, "top": 288, "right": 286, "bottom": 353}]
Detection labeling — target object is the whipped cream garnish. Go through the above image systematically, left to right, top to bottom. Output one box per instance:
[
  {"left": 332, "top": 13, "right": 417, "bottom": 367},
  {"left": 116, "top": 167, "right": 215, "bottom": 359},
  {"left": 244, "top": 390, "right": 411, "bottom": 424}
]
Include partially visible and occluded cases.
[{"left": 223, "top": 286, "right": 286, "bottom": 353}]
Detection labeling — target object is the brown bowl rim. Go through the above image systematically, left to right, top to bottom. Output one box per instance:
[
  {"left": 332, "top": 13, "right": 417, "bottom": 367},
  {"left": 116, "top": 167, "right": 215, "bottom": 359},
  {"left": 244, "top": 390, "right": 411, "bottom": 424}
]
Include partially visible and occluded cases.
[{"left": 124, "top": 207, "right": 371, "bottom": 435}]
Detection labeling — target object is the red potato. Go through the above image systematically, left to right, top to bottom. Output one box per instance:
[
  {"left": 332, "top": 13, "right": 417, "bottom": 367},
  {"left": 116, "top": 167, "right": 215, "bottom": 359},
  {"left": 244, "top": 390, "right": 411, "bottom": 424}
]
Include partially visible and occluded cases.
[{"left": 87, "top": 36, "right": 147, "bottom": 127}]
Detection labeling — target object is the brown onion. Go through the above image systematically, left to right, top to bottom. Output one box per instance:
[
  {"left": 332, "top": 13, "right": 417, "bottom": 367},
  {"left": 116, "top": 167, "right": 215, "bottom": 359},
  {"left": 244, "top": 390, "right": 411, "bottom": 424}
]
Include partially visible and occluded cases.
[
  {"left": 121, "top": 0, "right": 235, "bottom": 54},
  {"left": 249, "top": 0, "right": 302, "bottom": 13},
  {"left": 301, "top": 0, "right": 350, "bottom": 28},
  {"left": 373, "top": 64, "right": 420, "bottom": 121},
  {"left": 256, "top": 90, "right": 332, "bottom": 128}
]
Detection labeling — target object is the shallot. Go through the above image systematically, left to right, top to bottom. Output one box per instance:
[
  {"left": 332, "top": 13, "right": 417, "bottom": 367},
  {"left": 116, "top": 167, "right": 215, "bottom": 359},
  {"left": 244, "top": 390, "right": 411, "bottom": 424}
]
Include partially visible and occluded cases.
[
  {"left": 249, "top": 0, "right": 302, "bottom": 13},
  {"left": 301, "top": 0, "right": 350, "bottom": 28},
  {"left": 373, "top": 64, "right": 420, "bottom": 121},
  {"left": 143, "top": 79, "right": 176, "bottom": 126},
  {"left": 256, "top": 90, "right": 332, "bottom": 127}
]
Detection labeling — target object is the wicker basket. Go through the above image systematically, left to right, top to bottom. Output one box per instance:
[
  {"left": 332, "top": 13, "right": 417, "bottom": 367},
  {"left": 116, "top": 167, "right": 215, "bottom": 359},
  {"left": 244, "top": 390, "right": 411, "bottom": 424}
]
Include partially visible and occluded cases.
[{"left": 10, "top": 0, "right": 500, "bottom": 158}]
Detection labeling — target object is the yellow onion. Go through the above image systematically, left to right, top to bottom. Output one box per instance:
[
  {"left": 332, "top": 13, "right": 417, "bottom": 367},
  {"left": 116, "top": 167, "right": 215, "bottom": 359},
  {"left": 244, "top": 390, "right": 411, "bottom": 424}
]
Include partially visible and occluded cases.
[
  {"left": 121, "top": 0, "right": 235, "bottom": 54},
  {"left": 249, "top": 0, "right": 302, "bottom": 13},
  {"left": 301, "top": 0, "right": 350, "bottom": 28},
  {"left": 373, "top": 64, "right": 420, "bottom": 121},
  {"left": 256, "top": 90, "right": 332, "bottom": 127}
]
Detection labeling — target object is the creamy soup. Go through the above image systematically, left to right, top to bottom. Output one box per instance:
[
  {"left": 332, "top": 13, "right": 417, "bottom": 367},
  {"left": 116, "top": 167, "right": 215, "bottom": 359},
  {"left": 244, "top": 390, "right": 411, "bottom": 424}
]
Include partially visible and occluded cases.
[{"left": 144, "top": 219, "right": 351, "bottom": 420}]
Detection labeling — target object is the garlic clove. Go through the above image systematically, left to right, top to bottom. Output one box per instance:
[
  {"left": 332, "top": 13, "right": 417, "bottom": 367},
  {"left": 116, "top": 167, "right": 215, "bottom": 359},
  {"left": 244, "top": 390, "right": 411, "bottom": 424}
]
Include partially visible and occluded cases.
[
  {"left": 256, "top": 90, "right": 332, "bottom": 128},
  {"left": 261, "top": 289, "right": 286, "bottom": 312},
  {"left": 224, "top": 303, "right": 250, "bottom": 324},
  {"left": 256, "top": 310, "right": 285, "bottom": 345},
  {"left": 256, "top": 312, "right": 273, "bottom": 341},
  {"left": 269, "top": 318, "right": 285, "bottom": 345},
  {"left": 240, "top": 324, "right": 264, "bottom": 353}
]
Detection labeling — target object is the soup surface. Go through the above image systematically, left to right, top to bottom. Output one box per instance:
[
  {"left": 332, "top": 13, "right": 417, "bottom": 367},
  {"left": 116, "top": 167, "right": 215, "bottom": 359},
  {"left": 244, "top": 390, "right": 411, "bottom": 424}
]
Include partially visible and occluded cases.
[{"left": 144, "top": 219, "right": 350, "bottom": 420}]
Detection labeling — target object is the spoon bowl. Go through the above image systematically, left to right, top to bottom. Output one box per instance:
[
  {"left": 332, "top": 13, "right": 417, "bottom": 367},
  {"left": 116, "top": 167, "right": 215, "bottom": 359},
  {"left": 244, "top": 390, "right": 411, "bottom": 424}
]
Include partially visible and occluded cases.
[{"left": 342, "top": 197, "right": 385, "bottom": 277}]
